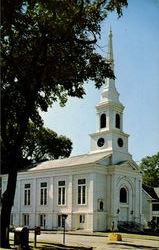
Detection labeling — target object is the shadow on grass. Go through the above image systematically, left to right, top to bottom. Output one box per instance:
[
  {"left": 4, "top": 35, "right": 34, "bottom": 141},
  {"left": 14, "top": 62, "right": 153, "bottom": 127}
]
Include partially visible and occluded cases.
[
  {"left": 9, "top": 239, "right": 92, "bottom": 250},
  {"left": 34, "top": 241, "right": 92, "bottom": 250},
  {"left": 108, "top": 242, "right": 158, "bottom": 249}
]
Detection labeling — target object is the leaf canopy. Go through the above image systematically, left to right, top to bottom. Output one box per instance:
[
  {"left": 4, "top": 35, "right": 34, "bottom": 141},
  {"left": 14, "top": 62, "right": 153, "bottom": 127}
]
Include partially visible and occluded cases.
[
  {"left": 1, "top": 0, "right": 127, "bottom": 167},
  {"left": 22, "top": 123, "right": 72, "bottom": 164},
  {"left": 140, "top": 152, "right": 159, "bottom": 187}
]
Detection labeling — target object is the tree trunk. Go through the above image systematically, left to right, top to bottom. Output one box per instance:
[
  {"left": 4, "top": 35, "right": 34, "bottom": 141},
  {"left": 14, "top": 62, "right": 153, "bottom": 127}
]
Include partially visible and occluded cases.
[{"left": 1, "top": 161, "right": 18, "bottom": 248}]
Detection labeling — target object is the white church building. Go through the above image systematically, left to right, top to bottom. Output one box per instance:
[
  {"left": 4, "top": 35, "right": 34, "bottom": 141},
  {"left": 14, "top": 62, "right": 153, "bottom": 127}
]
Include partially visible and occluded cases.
[{"left": 2, "top": 29, "right": 155, "bottom": 232}]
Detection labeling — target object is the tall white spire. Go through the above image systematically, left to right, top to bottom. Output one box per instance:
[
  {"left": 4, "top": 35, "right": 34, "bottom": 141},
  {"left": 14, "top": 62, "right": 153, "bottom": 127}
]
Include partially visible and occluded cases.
[
  {"left": 100, "top": 27, "right": 120, "bottom": 104},
  {"left": 107, "top": 27, "right": 114, "bottom": 70}
]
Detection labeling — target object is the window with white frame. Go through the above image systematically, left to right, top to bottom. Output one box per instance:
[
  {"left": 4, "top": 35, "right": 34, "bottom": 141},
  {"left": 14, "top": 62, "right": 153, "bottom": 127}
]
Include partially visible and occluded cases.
[
  {"left": 78, "top": 179, "right": 86, "bottom": 205},
  {"left": 58, "top": 181, "right": 66, "bottom": 205},
  {"left": 40, "top": 182, "right": 47, "bottom": 205},
  {"left": 24, "top": 183, "right": 31, "bottom": 205},
  {"left": 23, "top": 214, "right": 29, "bottom": 226},
  {"left": 39, "top": 214, "right": 46, "bottom": 228}
]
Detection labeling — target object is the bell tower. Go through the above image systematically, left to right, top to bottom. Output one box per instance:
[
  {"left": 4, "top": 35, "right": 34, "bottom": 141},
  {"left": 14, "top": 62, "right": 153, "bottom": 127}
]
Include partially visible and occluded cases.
[{"left": 89, "top": 28, "right": 132, "bottom": 164}]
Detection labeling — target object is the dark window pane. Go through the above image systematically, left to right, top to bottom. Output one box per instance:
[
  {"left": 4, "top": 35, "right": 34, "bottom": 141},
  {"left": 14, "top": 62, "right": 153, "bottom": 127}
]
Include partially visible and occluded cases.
[
  {"left": 100, "top": 114, "right": 106, "bottom": 128},
  {"left": 116, "top": 114, "right": 120, "bottom": 129},
  {"left": 78, "top": 179, "right": 86, "bottom": 185},
  {"left": 58, "top": 181, "right": 65, "bottom": 186},
  {"left": 41, "top": 182, "right": 47, "bottom": 187},
  {"left": 25, "top": 184, "right": 30, "bottom": 188},
  {"left": 78, "top": 186, "right": 81, "bottom": 204},
  {"left": 82, "top": 186, "right": 86, "bottom": 204},
  {"left": 62, "top": 187, "right": 65, "bottom": 205},
  {"left": 120, "top": 187, "right": 127, "bottom": 203},
  {"left": 58, "top": 188, "right": 61, "bottom": 205},
  {"left": 41, "top": 189, "right": 43, "bottom": 205},
  {"left": 44, "top": 189, "right": 47, "bottom": 205},
  {"left": 24, "top": 190, "right": 27, "bottom": 205},
  {"left": 28, "top": 190, "right": 30, "bottom": 205},
  {"left": 100, "top": 201, "right": 104, "bottom": 210},
  {"left": 152, "top": 204, "right": 159, "bottom": 211},
  {"left": 58, "top": 215, "right": 61, "bottom": 227},
  {"left": 80, "top": 215, "right": 85, "bottom": 223},
  {"left": 80, "top": 215, "right": 82, "bottom": 223}
]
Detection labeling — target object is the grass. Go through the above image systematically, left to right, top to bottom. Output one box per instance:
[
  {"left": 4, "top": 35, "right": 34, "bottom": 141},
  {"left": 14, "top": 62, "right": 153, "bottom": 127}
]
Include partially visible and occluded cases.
[
  {"left": 67, "top": 231, "right": 159, "bottom": 241},
  {"left": 108, "top": 232, "right": 159, "bottom": 241},
  {"left": 9, "top": 238, "right": 92, "bottom": 250}
]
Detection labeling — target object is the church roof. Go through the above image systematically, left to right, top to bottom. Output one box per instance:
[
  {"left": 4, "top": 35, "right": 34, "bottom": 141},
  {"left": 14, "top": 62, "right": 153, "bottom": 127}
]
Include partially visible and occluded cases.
[
  {"left": 27, "top": 151, "right": 111, "bottom": 172},
  {"left": 142, "top": 184, "right": 159, "bottom": 201},
  {"left": 154, "top": 187, "right": 159, "bottom": 198}
]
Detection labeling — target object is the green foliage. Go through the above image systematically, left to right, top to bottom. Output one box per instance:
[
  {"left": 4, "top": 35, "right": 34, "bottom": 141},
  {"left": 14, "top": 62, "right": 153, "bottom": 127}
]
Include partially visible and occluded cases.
[
  {"left": 0, "top": 0, "right": 129, "bottom": 179},
  {"left": 1, "top": 0, "right": 127, "bottom": 171},
  {"left": 22, "top": 123, "right": 72, "bottom": 164},
  {"left": 140, "top": 152, "right": 159, "bottom": 187}
]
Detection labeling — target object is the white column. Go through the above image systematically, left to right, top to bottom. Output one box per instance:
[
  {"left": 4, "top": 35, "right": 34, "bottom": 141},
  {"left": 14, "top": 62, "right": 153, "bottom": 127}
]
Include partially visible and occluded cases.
[
  {"left": 88, "top": 173, "right": 96, "bottom": 231},
  {"left": 89, "top": 173, "right": 96, "bottom": 211},
  {"left": 109, "top": 174, "right": 118, "bottom": 230},
  {"left": 68, "top": 175, "right": 73, "bottom": 230},
  {"left": 50, "top": 177, "right": 54, "bottom": 212},
  {"left": 32, "top": 178, "right": 37, "bottom": 226},
  {"left": 16, "top": 179, "right": 21, "bottom": 226},
  {"left": 19, "top": 180, "right": 22, "bottom": 226},
  {"left": 139, "top": 180, "right": 142, "bottom": 214}
]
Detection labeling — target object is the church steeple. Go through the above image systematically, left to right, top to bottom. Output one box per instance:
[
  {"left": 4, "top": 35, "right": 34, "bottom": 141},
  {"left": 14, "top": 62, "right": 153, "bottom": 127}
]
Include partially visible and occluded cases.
[
  {"left": 107, "top": 27, "right": 114, "bottom": 69},
  {"left": 89, "top": 28, "right": 132, "bottom": 164},
  {"left": 100, "top": 28, "right": 120, "bottom": 104}
]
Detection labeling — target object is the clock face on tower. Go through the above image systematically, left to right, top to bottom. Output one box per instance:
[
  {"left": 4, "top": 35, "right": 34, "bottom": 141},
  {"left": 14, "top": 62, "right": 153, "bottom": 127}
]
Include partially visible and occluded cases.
[
  {"left": 97, "top": 138, "right": 105, "bottom": 147},
  {"left": 117, "top": 138, "right": 123, "bottom": 147}
]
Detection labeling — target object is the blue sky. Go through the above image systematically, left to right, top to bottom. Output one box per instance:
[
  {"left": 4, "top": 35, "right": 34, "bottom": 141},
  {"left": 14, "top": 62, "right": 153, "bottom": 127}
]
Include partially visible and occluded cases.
[{"left": 41, "top": 0, "right": 159, "bottom": 163}]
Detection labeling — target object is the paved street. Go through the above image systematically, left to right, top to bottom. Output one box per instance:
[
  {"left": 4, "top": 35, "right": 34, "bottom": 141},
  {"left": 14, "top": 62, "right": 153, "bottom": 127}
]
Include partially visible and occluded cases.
[{"left": 15, "top": 231, "right": 159, "bottom": 250}]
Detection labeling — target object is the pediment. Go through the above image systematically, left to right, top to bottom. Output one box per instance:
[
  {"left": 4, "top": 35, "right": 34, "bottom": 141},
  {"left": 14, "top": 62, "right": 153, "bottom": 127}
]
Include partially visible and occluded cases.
[{"left": 115, "top": 160, "right": 141, "bottom": 172}]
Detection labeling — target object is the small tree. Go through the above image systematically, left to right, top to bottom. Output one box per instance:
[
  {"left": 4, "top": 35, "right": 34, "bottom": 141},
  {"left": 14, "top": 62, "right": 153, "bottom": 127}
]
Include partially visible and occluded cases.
[
  {"left": 1, "top": 0, "right": 127, "bottom": 247},
  {"left": 140, "top": 152, "right": 159, "bottom": 187}
]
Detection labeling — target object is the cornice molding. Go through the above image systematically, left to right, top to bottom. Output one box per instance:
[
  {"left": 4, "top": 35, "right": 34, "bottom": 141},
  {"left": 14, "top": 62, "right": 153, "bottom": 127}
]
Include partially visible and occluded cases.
[
  {"left": 96, "top": 101, "right": 124, "bottom": 111},
  {"left": 89, "top": 129, "right": 129, "bottom": 137}
]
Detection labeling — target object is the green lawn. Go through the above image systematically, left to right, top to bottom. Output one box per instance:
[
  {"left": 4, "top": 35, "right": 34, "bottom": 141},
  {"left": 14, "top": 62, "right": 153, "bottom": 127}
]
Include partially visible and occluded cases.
[{"left": 9, "top": 237, "right": 92, "bottom": 250}]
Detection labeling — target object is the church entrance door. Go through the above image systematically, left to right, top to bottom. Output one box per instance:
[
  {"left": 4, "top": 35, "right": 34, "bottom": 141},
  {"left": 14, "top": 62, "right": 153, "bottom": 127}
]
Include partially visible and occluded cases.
[{"left": 119, "top": 207, "right": 128, "bottom": 222}]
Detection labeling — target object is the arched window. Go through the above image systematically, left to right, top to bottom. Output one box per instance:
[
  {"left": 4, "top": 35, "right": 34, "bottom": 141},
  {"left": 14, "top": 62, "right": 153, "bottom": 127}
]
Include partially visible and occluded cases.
[
  {"left": 100, "top": 114, "right": 106, "bottom": 128},
  {"left": 116, "top": 114, "right": 120, "bottom": 129},
  {"left": 120, "top": 187, "right": 127, "bottom": 203},
  {"left": 99, "top": 201, "right": 104, "bottom": 211}
]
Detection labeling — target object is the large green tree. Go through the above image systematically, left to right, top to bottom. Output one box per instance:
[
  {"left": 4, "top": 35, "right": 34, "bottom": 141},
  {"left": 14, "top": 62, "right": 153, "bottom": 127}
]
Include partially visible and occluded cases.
[
  {"left": 1, "top": 0, "right": 127, "bottom": 247},
  {"left": 2, "top": 123, "right": 72, "bottom": 174},
  {"left": 22, "top": 123, "right": 72, "bottom": 163},
  {"left": 140, "top": 152, "right": 159, "bottom": 187}
]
